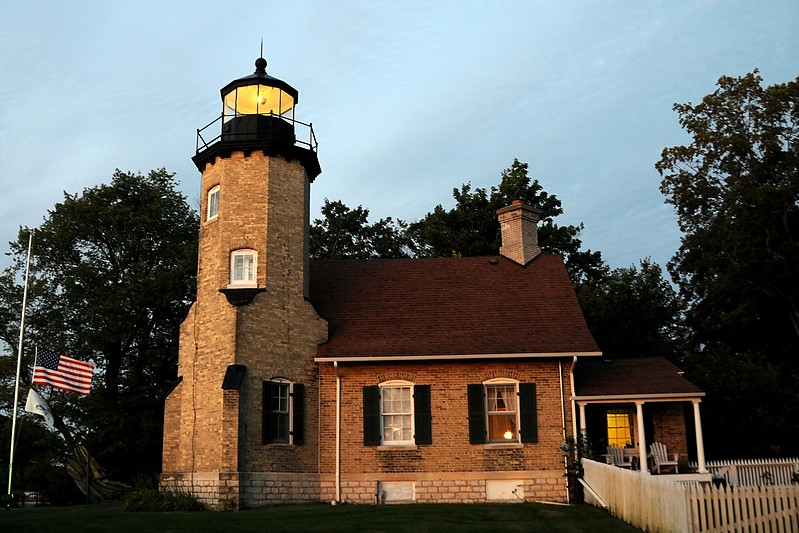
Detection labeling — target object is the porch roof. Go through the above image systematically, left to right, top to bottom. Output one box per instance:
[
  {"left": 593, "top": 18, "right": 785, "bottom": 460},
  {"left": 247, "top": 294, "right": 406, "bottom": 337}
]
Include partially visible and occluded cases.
[
  {"left": 309, "top": 254, "right": 601, "bottom": 360},
  {"left": 573, "top": 358, "right": 704, "bottom": 401}
]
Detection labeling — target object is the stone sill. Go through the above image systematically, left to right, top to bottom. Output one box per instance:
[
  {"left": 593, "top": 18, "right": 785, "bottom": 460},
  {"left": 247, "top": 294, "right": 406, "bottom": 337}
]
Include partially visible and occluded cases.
[
  {"left": 483, "top": 443, "right": 524, "bottom": 450},
  {"left": 377, "top": 445, "right": 418, "bottom": 451}
]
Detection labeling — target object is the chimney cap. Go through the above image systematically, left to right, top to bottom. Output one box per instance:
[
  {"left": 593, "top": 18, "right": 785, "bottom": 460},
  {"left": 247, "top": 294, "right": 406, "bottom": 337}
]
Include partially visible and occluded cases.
[{"left": 496, "top": 201, "right": 543, "bottom": 216}]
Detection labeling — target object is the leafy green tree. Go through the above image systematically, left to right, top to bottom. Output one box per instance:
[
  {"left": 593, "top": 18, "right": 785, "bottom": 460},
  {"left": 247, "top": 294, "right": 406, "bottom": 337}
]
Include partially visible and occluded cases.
[
  {"left": 657, "top": 70, "right": 799, "bottom": 456},
  {"left": 409, "top": 159, "right": 608, "bottom": 286},
  {"left": 0, "top": 169, "right": 198, "bottom": 483},
  {"left": 310, "top": 199, "right": 410, "bottom": 259},
  {"left": 577, "top": 259, "right": 686, "bottom": 360}
]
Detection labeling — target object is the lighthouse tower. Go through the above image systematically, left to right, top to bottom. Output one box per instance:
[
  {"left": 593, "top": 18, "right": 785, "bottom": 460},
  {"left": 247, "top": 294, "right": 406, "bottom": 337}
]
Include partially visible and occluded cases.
[{"left": 162, "top": 57, "right": 327, "bottom": 510}]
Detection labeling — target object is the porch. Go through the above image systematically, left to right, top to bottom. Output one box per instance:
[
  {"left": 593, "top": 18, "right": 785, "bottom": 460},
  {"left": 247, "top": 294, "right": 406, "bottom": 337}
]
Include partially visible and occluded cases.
[{"left": 572, "top": 358, "right": 708, "bottom": 475}]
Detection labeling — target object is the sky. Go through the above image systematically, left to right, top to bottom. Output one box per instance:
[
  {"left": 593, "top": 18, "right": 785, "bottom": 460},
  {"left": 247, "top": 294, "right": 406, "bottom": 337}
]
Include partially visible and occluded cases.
[{"left": 1, "top": 1, "right": 797, "bottom": 272}]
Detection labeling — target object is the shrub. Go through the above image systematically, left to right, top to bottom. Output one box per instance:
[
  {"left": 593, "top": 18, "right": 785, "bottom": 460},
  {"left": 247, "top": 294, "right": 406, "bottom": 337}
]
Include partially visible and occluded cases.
[{"left": 121, "top": 476, "right": 204, "bottom": 512}]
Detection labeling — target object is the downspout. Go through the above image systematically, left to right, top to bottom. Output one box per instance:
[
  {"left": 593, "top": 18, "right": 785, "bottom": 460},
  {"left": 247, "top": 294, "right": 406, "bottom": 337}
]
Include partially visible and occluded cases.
[
  {"left": 569, "top": 356, "right": 578, "bottom": 442},
  {"left": 569, "top": 356, "right": 579, "bottom": 505},
  {"left": 559, "top": 359, "right": 569, "bottom": 503},
  {"left": 559, "top": 360, "right": 567, "bottom": 443},
  {"left": 334, "top": 361, "right": 341, "bottom": 503}
]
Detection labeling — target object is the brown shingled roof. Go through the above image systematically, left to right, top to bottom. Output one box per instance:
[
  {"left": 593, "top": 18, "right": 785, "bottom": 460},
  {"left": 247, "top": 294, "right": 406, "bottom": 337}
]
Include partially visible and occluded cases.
[
  {"left": 309, "top": 254, "right": 600, "bottom": 359},
  {"left": 573, "top": 358, "right": 704, "bottom": 398}
]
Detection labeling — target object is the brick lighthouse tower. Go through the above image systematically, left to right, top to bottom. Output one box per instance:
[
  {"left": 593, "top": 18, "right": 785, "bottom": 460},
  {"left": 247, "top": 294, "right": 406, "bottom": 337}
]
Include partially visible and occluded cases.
[{"left": 161, "top": 57, "right": 327, "bottom": 510}]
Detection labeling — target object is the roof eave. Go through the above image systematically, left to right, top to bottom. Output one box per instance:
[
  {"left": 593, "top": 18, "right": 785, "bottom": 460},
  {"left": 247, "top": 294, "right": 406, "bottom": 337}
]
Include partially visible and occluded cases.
[
  {"left": 315, "top": 351, "right": 603, "bottom": 363},
  {"left": 573, "top": 392, "right": 706, "bottom": 403}
]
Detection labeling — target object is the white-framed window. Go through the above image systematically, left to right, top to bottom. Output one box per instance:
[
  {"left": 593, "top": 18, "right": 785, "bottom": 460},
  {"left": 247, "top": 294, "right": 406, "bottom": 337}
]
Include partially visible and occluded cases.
[
  {"left": 207, "top": 185, "right": 220, "bottom": 221},
  {"left": 230, "top": 249, "right": 257, "bottom": 287},
  {"left": 263, "top": 379, "right": 305, "bottom": 445},
  {"left": 485, "top": 379, "right": 519, "bottom": 443},
  {"left": 468, "top": 380, "right": 537, "bottom": 445},
  {"left": 380, "top": 381, "right": 414, "bottom": 445},
  {"left": 363, "top": 382, "right": 432, "bottom": 446},
  {"left": 606, "top": 408, "right": 634, "bottom": 447}
]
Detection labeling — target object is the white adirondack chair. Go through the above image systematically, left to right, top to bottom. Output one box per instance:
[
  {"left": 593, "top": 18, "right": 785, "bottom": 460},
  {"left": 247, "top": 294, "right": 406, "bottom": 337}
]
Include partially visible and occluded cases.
[
  {"left": 650, "top": 442, "right": 679, "bottom": 474},
  {"left": 607, "top": 445, "right": 633, "bottom": 469}
]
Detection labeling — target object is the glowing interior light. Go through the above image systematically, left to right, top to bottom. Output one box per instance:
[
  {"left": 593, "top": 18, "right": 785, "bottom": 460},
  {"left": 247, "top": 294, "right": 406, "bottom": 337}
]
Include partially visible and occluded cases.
[
  {"left": 257, "top": 95, "right": 267, "bottom": 105},
  {"left": 504, "top": 430, "right": 513, "bottom": 440}
]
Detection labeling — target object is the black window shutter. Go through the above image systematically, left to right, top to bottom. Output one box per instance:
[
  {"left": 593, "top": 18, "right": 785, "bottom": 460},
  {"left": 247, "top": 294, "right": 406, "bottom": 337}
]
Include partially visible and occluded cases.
[
  {"left": 262, "top": 380, "right": 274, "bottom": 444},
  {"left": 519, "top": 382, "right": 538, "bottom": 443},
  {"left": 292, "top": 383, "right": 305, "bottom": 445},
  {"left": 467, "top": 384, "right": 487, "bottom": 444},
  {"left": 363, "top": 385, "right": 381, "bottom": 446},
  {"left": 413, "top": 385, "right": 432, "bottom": 445}
]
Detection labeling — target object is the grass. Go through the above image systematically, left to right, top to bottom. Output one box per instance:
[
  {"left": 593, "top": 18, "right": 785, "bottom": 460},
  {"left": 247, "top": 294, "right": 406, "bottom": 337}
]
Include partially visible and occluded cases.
[{"left": 0, "top": 501, "right": 641, "bottom": 532}]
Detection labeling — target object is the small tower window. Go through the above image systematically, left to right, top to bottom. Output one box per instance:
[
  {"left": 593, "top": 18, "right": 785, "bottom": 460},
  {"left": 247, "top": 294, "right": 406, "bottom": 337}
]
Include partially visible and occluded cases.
[
  {"left": 207, "top": 185, "right": 220, "bottom": 221},
  {"left": 230, "top": 249, "right": 257, "bottom": 287}
]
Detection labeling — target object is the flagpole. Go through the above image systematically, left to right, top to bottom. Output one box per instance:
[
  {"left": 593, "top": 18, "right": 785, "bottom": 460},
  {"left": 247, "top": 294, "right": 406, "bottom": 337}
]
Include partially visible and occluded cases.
[{"left": 8, "top": 230, "right": 34, "bottom": 497}]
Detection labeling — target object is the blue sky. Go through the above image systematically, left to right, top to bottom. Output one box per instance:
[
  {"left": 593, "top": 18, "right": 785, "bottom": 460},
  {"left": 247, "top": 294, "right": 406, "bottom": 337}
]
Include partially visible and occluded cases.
[{"left": 1, "top": 1, "right": 797, "bottom": 271}]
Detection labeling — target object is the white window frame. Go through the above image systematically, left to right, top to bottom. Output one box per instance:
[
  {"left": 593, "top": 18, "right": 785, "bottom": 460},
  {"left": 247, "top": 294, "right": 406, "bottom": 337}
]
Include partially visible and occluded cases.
[
  {"left": 207, "top": 185, "right": 220, "bottom": 221},
  {"left": 230, "top": 249, "right": 257, "bottom": 287},
  {"left": 269, "top": 379, "right": 293, "bottom": 444},
  {"left": 484, "top": 379, "right": 520, "bottom": 443},
  {"left": 380, "top": 380, "right": 415, "bottom": 445},
  {"left": 606, "top": 408, "right": 635, "bottom": 448}
]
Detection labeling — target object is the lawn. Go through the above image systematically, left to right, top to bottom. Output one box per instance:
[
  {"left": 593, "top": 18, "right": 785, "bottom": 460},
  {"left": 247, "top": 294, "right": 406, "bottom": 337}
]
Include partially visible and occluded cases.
[{"left": 0, "top": 501, "right": 641, "bottom": 532}]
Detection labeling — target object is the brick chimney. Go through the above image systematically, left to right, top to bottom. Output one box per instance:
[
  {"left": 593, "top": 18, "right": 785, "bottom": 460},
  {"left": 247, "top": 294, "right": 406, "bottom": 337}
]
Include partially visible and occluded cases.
[{"left": 496, "top": 200, "right": 542, "bottom": 265}]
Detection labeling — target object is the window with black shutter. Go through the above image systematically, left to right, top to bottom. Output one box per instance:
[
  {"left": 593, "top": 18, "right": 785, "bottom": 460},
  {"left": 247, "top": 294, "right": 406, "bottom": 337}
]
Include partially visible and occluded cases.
[
  {"left": 263, "top": 379, "right": 302, "bottom": 445},
  {"left": 468, "top": 381, "right": 538, "bottom": 445},
  {"left": 363, "top": 382, "right": 432, "bottom": 446},
  {"left": 518, "top": 382, "right": 538, "bottom": 443},
  {"left": 292, "top": 383, "right": 305, "bottom": 445},
  {"left": 467, "top": 384, "right": 487, "bottom": 444},
  {"left": 363, "top": 385, "right": 381, "bottom": 445},
  {"left": 413, "top": 385, "right": 432, "bottom": 445}
]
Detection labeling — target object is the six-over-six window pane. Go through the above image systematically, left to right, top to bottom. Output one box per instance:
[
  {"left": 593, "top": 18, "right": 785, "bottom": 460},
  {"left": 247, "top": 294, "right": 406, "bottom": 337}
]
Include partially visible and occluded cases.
[
  {"left": 230, "top": 250, "right": 257, "bottom": 286},
  {"left": 271, "top": 381, "right": 290, "bottom": 443},
  {"left": 486, "top": 383, "right": 518, "bottom": 442},
  {"left": 381, "top": 385, "right": 413, "bottom": 443}
]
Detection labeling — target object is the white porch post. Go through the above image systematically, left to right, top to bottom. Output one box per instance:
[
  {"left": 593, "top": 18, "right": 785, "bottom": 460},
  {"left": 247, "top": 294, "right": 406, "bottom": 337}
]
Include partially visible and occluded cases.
[
  {"left": 693, "top": 399, "right": 708, "bottom": 473},
  {"left": 635, "top": 401, "right": 648, "bottom": 474},
  {"left": 578, "top": 402, "right": 587, "bottom": 436}
]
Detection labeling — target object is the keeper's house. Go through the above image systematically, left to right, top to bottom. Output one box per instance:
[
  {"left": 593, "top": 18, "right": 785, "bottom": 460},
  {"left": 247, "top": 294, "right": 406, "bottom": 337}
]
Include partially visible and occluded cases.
[{"left": 161, "top": 57, "right": 707, "bottom": 510}]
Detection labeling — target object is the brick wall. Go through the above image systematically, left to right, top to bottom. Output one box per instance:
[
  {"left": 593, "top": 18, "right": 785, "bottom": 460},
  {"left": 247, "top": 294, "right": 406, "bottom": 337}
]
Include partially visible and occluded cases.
[
  {"left": 161, "top": 149, "right": 578, "bottom": 507},
  {"left": 161, "top": 150, "right": 327, "bottom": 508},
  {"left": 317, "top": 358, "right": 574, "bottom": 503},
  {"left": 650, "top": 403, "right": 689, "bottom": 458}
]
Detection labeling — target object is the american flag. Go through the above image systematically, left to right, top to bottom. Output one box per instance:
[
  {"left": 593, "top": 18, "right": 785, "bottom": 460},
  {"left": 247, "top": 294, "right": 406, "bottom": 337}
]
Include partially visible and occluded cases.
[{"left": 32, "top": 347, "right": 94, "bottom": 396}]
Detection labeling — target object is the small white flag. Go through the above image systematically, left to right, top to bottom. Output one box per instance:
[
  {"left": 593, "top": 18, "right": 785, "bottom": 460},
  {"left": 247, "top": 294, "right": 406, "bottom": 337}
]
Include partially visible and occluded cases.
[{"left": 25, "top": 388, "right": 55, "bottom": 429}]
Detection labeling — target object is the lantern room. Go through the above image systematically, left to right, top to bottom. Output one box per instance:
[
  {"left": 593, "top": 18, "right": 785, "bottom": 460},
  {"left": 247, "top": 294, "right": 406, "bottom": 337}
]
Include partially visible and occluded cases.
[
  {"left": 192, "top": 56, "right": 320, "bottom": 179},
  {"left": 219, "top": 57, "right": 298, "bottom": 145},
  {"left": 221, "top": 57, "right": 298, "bottom": 123}
]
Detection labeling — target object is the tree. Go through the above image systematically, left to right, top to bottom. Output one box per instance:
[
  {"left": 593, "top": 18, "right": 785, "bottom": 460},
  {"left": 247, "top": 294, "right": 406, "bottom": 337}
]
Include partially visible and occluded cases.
[
  {"left": 657, "top": 70, "right": 799, "bottom": 456},
  {"left": 409, "top": 159, "right": 608, "bottom": 286},
  {"left": 0, "top": 169, "right": 198, "bottom": 483},
  {"left": 310, "top": 199, "right": 410, "bottom": 259},
  {"left": 577, "top": 259, "right": 686, "bottom": 360}
]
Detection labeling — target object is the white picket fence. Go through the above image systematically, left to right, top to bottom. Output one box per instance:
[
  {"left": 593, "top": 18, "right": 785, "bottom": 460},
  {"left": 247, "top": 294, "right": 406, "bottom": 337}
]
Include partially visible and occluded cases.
[
  {"left": 583, "top": 458, "right": 692, "bottom": 532},
  {"left": 690, "top": 458, "right": 799, "bottom": 487},
  {"left": 582, "top": 459, "right": 799, "bottom": 533},
  {"left": 688, "top": 482, "right": 799, "bottom": 532}
]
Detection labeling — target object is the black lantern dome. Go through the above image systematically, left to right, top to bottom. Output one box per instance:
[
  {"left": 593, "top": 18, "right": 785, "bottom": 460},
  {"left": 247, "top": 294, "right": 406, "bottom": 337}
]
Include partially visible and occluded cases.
[
  {"left": 193, "top": 57, "right": 320, "bottom": 179},
  {"left": 220, "top": 57, "right": 298, "bottom": 123}
]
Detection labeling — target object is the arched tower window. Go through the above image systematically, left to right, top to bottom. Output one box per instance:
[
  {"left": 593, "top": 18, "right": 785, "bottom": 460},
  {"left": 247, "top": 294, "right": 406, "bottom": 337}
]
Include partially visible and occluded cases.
[
  {"left": 207, "top": 185, "right": 220, "bottom": 221},
  {"left": 230, "top": 249, "right": 257, "bottom": 287}
]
